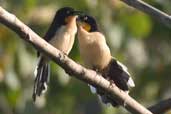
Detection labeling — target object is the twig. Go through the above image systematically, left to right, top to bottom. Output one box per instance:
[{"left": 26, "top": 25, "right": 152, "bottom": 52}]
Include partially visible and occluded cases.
[
  {"left": 120, "top": 0, "right": 171, "bottom": 28},
  {"left": 0, "top": 6, "right": 153, "bottom": 114},
  {"left": 148, "top": 98, "right": 171, "bottom": 114}
]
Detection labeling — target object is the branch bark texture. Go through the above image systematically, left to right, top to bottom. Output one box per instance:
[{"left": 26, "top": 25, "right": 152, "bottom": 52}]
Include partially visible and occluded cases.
[
  {"left": 0, "top": 6, "right": 153, "bottom": 114},
  {"left": 148, "top": 98, "right": 171, "bottom": 114}
]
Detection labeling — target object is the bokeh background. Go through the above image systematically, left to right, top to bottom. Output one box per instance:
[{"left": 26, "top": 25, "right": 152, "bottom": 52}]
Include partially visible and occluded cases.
[{"left": 0, "top": 0, "right": 171, "bottom": 114}]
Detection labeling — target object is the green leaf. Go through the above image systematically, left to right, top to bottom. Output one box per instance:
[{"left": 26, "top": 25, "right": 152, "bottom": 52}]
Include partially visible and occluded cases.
[{"left": 122, "top": 12, "right": 152, "bottom": 38}]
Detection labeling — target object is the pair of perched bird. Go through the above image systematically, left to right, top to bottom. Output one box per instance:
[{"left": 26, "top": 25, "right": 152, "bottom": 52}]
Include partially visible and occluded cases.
[{"left": 33, "top": 7, "right": 135, "bottom": 106}]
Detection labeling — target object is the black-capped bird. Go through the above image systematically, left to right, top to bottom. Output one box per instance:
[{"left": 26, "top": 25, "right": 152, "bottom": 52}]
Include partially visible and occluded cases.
[
  {"left": 33, "top": 7, "right": 79, "bottom": 101},
  {"left": 77, "top": 15, "right": 135, "bottom": 106}
]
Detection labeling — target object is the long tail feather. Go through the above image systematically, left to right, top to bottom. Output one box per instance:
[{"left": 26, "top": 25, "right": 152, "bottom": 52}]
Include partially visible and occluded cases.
[{"left": 33, "top": 56, "right": 50, "bottom": 101}]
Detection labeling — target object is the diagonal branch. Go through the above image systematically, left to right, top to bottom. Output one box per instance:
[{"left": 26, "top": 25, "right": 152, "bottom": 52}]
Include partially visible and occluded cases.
[
  {"left": 120, "top": 0, "right": 171, "bottom": 28},
  {"left": 0, "top": 6, "right": 153, "bottom": 114},
  {"left": 148, "top": 98, "right": 171, "bottom": 114}
]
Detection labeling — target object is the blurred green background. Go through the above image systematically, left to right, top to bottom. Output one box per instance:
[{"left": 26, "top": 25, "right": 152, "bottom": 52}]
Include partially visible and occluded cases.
[{"left": 0, "top": 0, "right": 171, "bottom": 114}]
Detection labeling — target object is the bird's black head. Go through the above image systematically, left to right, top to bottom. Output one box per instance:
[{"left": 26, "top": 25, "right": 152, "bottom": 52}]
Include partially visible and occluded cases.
[
  {"left": 44, "top": 7, "right": 81, "bottom": 41},
  {"left": 54, "top": 7, "right": 78, "bottom": 26},
  {"left": 77, "top": 15, "right": 99, "bottom": 32}
]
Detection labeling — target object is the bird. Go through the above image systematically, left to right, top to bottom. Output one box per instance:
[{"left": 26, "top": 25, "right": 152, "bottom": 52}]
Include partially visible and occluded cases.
[
  {"left": 33, "top": 7, "right": 80, "bottom": 101},
  {"left": 76, "top": 14, "right": 135, "bottom": 106}
]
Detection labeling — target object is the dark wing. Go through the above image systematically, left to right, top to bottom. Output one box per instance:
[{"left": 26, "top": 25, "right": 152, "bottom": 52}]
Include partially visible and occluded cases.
[
  {"left": 37, "top": 16, "right": 61, "bottom": 56},
  {"left": 44, "top": 18, "right": 61, "bottom": 42},
  {"left": 104, "top": 57, "right": 135, "bottom": 91}
]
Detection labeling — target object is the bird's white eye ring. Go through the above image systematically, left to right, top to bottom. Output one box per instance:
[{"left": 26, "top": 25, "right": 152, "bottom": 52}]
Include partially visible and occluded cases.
[
  {"left": 66, "top": 10, "right": 70, "bottom": 14},
  {"left": 84, "top": 16, "right": 88, "bottom": 20}
]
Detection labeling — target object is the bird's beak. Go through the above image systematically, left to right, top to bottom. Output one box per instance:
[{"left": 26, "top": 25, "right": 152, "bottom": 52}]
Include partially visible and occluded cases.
[
  {"left": 73, "top": 10, "right": 84, "bottom": 23},
  {"left": 65, "top": 11, "right": 83, "bottom": 24},
  {"left": 73, "top": 11, "right": 83, "bottom": 16},
  {"left": 74, "top": 11, "right": 91, "bottom": 31},
  {"left": 76, "top": 16, "right": 91, "bottom": 32},
  {"left": 77, "top": 21, "right": 91, "bottom": 32}
]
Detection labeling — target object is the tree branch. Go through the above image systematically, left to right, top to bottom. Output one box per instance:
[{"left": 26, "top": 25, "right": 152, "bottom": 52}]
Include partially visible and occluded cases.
[
  {"left": 120, "top": 0, "right": 171, "bottom": 28},
  {"left": 0, "top": 6, "right": 153, "bottom": 114},
  {"left": 148, "top": 98, "right": 171, "bottom": 114}
]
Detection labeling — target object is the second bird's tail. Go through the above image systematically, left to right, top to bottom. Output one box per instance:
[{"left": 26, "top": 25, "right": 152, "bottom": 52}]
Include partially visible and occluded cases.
[
  {"left": 32, "top": 56, "right": 50, "bottom": 101},
  {"left": 89, "top": 58, "right": 135, "bottom": 107}
]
